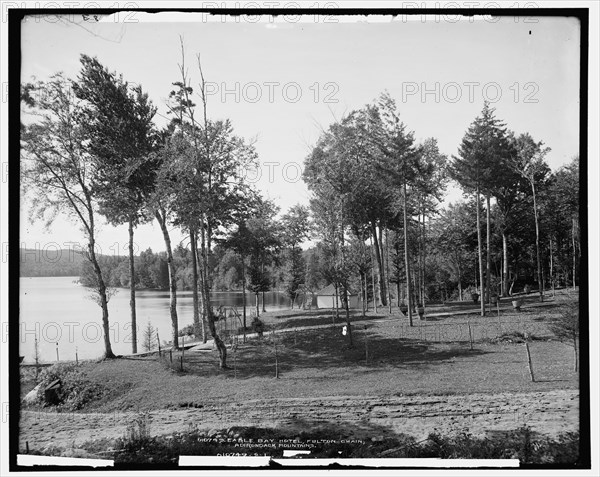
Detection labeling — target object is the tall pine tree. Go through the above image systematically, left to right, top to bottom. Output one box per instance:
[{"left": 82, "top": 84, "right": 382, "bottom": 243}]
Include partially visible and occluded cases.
[{"left": 451, "top": 102, "right": 513, "bottom": 315}]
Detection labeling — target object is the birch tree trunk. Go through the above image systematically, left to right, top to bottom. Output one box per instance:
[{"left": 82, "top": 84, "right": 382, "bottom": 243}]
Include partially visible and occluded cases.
[
  {"left": 403, "top": 180, "right": 414, "bottom": 326},
  {"left": 532, "top": 181, "right": 544, "bottom": 302},
  {"left": 476, "top": 186, "right": 485, "bottom": 317},
  {"left": 486, "top": 194, "right": 491, "bottom": 303},
  {"left": 155, "top": 209, "right": 179, "bottom": 349},
  {"left": 421, "top": 212, "right": 427, "bottom": 307},
  {"left": 572, "top": 217, "right": 577, "bottom": 290},
  {"left": 128, "top": 220, "right": 137, "bottom": 354},
  {"left": 199, "top": 223, "right": 227, "bottom": 368},
  {"left": 372, "top": 223, "right": 388, "bottom": 307},
  {"left": 385, "top": 228, "right": 392, "bottom": 313},
  {"left": 190, "top": 230, "right": 202, "bottom": 340},
  {"left": 502, "top": 232, "right": 509, "bottom": 297},
  {"left": 87, "top": 236, "right": 116, "bottom": 359},
  {"left": 370, "top": 236, "right": 378, "bottom": 313},
  {"left": 549, "top": 237, "right": 555, "bottom": 297},
  {"left": 241, "top": 255, "right": 247, "bottom": 339},
  {"left": 457, "top": 260, "right": 462, "bottom": 302}
]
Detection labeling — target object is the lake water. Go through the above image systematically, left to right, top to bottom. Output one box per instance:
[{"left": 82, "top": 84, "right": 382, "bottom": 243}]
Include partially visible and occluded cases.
[{"left": 19, "top": 276, "right": 290, "bottom": 363}]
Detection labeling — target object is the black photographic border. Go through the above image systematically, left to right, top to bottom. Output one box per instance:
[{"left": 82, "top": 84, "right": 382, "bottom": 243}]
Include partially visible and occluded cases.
[{"left": 7, "top": 5, "right": 591, "bottom": 472}]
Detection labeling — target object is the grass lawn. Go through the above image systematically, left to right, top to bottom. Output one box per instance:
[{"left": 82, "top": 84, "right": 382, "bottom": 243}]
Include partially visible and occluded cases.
[
  {"left": 237, "top": 287, "right": 579, "bottom": 331},
  {"left": 20, "top": 292, "right": 580, "bottom": 413},
  {"left": 19, "top": 296, "right": 575, "bottom": 413},
  {"left": 72, "top": 335, "right": 577, "bottom": 414}
]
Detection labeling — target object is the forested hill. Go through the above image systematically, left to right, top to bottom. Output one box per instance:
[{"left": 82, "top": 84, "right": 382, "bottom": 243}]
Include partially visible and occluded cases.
[{"left": 20, "top": 248, "right": 85, "bottom": 277}]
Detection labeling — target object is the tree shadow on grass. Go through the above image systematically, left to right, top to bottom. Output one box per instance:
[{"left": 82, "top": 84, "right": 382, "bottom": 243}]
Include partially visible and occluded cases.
[
  {"left": 257, "top": 310, "right": 389, "bottom": 330},
  {"left": 419, "top": 316, "right": 444, "bottom": 322},
  {"left": 180, "top": 327, "right": 489, "bottom": 380},
  {"left": 533, "top": 378, "right": 569, "bottom": 383}
]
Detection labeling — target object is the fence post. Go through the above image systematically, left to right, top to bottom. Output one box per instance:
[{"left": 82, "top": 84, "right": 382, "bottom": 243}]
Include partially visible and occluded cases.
[
  {"left": 332, "top": 307, "right": 335, "bottom": 327},
  {"left": 468, "top": 321, "right": 473, "bottom": 350},
  {"left": 365, "top": 326, "right": 369, "bottom": 364},
  {"left": 274, "top": 331, "right": 279, "bottom": 379},
  {"left": 157, "top": 333, "right": 161, "bottom": 357},
  {"left": 34, "top": 335, "right": 40, "bottom": 380},
  {"left": 525, "top": 342, "right": 535, "bottom": 382},
  {"left": 55, "top": 343, "right": 59, "bottom": 362},
  {"left": 234, "top": 344, "right": 237, "bottom": 379},
  {"left": 75, "top": 347, "right": 79, "bottom": 366},
  {"left": 169, "top": 349, "right": 173, "bottom": 363}
]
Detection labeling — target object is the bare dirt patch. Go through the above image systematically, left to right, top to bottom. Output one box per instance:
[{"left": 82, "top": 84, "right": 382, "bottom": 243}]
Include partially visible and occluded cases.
[{"left": 19, "top": 389, "right": 578, "bottom": 453}]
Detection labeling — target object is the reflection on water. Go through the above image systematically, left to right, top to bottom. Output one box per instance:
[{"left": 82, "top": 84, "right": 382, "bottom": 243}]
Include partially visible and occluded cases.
[{"left": 19, "top": 276, "right": 290, "bottom": 363}]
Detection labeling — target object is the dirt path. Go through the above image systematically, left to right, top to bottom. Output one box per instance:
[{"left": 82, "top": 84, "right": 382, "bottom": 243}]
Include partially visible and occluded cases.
[{"left": 19, "top": 389, "right": 578, "bottom": 453}]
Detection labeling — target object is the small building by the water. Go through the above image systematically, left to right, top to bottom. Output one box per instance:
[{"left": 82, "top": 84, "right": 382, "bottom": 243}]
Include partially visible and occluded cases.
[{"left": 315, "top": 284, "right": 359, "bottom": 309}]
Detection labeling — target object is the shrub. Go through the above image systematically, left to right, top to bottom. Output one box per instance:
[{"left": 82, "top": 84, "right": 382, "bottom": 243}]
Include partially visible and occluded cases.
[
  {"left": 548, "top": 301, "right": 579, "bottom": 371},
  {"left": 548, "top": 303, "right": 579, "bottom": 342},
  {"left": 178, "top": 324, "right": 195, "bottom": 337},
  {"left": 489, "top": 331, "right": 541, "bottom": 344},
  {"left": 35, "top": 363, "right": 105, "bottom": 410},
  {"left": 119, "top": 412, "right": 152, "bottom": 452},
  {"left": 107, "top": 425, "right": 579, "bottom": 465},
  {"left": 418, "top": 426, "right": 579, "bottom": 464}
]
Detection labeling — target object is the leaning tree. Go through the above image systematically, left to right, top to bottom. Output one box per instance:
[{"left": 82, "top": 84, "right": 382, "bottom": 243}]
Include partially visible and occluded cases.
[
  {"left": 74, "top": 55, "right": 158, "bottom": 354},
  {"left": 21, "top": 75, "right": 116, "bottom": 359}
]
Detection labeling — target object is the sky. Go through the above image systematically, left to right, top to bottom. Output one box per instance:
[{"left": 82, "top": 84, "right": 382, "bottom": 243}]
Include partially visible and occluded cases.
[{"left": 18, "top": 12, "right": 581, "bottom": 255}]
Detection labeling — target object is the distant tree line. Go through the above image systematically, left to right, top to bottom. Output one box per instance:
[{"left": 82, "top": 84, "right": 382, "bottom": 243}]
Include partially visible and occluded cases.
[{"left": 20, "top": 248, "right": 84, "bottom": 277}]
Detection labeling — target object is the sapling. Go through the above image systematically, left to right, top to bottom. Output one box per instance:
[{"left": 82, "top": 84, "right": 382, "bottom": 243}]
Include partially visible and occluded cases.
[{"left": 548, "top": 302, "right": 579, "bottom": 371}]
